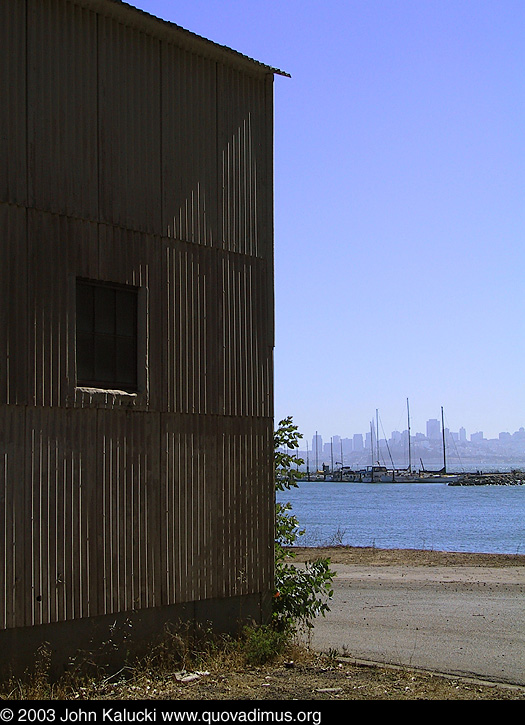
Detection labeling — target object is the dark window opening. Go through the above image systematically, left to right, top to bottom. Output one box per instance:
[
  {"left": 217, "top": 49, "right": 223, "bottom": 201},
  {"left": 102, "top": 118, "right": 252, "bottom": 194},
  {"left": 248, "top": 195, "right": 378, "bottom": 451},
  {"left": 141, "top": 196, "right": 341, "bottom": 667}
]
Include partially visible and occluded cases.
[{"left": 76, "top": 279, "right": 138, "bottom": 392}]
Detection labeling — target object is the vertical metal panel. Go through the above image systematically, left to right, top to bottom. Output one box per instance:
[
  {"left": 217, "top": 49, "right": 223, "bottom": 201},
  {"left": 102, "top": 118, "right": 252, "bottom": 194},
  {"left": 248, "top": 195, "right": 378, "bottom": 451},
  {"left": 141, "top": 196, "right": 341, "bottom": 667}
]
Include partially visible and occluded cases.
[
  {"left": 27, "top": 0, "right": 99, "bottom": 219},
  {"left": 0, "top": 1, "right": 27, "bottom": 205},
  {"left": 98, "top": 12, "right": 161, "bottom": 234},
  {"left": 162, "top": 44, "right": 218, "bottom": 245},
  {"left": 161, "top": 49, "right": 272, "bottom": 257},
  {"left": 218, "top": 66, "right": 269, "bottom": 258},
  {"left": 263, "top": 74, "right": 276, "bottom": 349},
  {"left": 0, "top": 204, "right": 29, "bottom": 406},
  {"left": 27, "top": 210, "right": 99, "bottom": 409},
  {"left": 28, "top": 211, "right": 70, "bottom": 409},
  {"left": 164, "top": 242, "right": 273, "bottom": 419},
  {"left": 165, "top": 242, "right": 210, "bottom": 415},
  {"left": 220, "top": 254, "right": 272, "bottom": 418},
  {"left": 1, "top": 356, "right": 274, "bottom": 628},
  {"left": 0, "top": 406, "right": 26, "bottom": 630},
  {"left": 0, "top": 406, "right": 164, "bottom": 627},
  {"left": 20, "top": 406, "right": 93, "bottom": 628},
  {"left": 98, "top": 409, "right": 161, "bottom": 615},
  {"left": 161, "top": 414, "right": 273, "bottom": 606},
  {"left": 162, "top": 414, "right": 214, "bottom": 605},
  {"left": 215, "top": 417, "right": 274, "bottom": 599}
]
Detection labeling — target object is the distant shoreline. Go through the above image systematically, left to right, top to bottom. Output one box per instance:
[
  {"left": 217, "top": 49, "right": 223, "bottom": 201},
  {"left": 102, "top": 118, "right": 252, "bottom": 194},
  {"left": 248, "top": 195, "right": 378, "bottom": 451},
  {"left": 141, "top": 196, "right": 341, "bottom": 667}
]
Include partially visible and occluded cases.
[{"left": 287, "top": 545, "right": 525, "bottom": 567}]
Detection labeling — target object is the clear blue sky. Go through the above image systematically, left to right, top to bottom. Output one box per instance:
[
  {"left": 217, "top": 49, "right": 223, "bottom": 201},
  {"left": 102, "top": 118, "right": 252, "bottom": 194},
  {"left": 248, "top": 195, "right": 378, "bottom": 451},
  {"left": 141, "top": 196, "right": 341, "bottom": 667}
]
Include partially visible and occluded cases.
[{"left": 133, "top": 0, "right": 524, "bottom": 441}]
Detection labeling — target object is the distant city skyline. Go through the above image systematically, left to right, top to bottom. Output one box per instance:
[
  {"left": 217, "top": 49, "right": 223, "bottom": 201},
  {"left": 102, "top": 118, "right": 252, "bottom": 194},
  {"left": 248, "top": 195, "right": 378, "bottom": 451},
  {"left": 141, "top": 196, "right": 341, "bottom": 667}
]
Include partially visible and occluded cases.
[
  {"left": 290, "top": 412, "right": 525, "bottom": 454},
  {"left": 285, "top": 419, "right": 525, "bottom": 472},
  {"left": 303, "top": 420, "right": 525, "bottom": 453}
]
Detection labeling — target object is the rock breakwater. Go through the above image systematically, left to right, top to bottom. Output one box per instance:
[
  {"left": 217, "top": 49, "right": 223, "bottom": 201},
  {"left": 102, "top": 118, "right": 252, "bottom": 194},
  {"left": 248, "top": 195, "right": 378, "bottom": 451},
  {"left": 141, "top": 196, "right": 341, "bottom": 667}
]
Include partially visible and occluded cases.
[{"left": 449, "top": 471, "right": 525, "bottom": 486}]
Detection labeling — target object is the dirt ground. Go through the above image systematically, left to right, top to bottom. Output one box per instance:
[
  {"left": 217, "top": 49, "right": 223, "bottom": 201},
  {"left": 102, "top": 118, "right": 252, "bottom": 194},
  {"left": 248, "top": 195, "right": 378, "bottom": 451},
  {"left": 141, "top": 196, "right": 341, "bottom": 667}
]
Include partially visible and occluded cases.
[
  {"left": 288, "top": 546, "right": 525, "bottom": 568},
  {"left": 76, "top": 547, "right": 525, "bottom": 701},
  {"left": 85, "top": 649, "right": 524, "bottom": 701}
]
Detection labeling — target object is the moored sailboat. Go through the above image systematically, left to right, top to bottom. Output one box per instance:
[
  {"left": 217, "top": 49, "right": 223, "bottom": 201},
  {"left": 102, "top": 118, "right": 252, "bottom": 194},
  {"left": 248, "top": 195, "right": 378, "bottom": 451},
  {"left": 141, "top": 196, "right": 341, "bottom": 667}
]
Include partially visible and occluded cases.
[
  {"left": 362, "top": 402, "right": 459, "bottom": 483},
  {"left": 417, "top": 406, "right": 459, "bottom": 482}
]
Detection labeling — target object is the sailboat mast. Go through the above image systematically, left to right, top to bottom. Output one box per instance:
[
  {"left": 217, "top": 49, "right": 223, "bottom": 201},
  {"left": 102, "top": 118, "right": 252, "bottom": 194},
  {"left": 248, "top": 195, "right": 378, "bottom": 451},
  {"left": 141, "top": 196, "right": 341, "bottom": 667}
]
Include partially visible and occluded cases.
[
  {"left": 407, "top": 398, "right": 412, "bottom": 473},
  {"left": 441, "top": 406, "right": 446, "bottom": 473},
  {"left": 376, "top": 409, "right": 379, "bottom": 464},
  {"left": 306, "top": 441, "right": 310, "bottom": 481}
]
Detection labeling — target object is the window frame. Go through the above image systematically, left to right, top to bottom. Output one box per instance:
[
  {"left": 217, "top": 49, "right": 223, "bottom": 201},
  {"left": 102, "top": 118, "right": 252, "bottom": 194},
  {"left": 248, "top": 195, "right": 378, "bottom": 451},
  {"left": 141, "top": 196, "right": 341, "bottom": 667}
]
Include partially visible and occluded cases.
[{"left": 75, "top": 278, "right": 140, "bottom": 393}]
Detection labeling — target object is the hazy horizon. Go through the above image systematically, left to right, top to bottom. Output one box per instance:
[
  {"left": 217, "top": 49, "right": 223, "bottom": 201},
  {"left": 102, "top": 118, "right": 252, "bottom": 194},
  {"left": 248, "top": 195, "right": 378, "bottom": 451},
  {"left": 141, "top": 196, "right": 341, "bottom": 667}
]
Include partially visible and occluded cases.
[
  {"left": 133, "top": 1, "right": 524, "bottom": 443},
  {"left": 280, "top": 404, "right": 525, "bottom": 447},
  {"left": 289, "top": 417, "right": 525, "bottom": 450}
]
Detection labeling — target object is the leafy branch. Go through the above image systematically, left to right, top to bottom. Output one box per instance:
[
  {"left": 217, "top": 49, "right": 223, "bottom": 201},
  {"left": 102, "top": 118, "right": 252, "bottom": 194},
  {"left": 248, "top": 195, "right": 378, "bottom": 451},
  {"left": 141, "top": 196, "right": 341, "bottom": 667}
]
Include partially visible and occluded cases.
[{"left": 273, "top": 417, "right": 335, "bottom": 634}]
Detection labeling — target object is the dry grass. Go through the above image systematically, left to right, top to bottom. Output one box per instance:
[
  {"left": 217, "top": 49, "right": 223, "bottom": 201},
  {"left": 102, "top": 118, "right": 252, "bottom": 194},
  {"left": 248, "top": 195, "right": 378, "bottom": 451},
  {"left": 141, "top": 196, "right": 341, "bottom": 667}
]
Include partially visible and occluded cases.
[{"left": 1, "top": 626, "right": 523, "bottom": 701}]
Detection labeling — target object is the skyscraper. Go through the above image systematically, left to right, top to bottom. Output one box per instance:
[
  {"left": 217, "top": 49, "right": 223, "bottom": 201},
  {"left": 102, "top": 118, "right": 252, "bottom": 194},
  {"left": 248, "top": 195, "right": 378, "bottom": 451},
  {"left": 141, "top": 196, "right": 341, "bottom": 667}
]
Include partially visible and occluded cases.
[
  {"left": 426, "top": 418, "right": 441, "bottom": 440},
  {"left": 353, "top": 433, "right": 364, "bottom": 451}
]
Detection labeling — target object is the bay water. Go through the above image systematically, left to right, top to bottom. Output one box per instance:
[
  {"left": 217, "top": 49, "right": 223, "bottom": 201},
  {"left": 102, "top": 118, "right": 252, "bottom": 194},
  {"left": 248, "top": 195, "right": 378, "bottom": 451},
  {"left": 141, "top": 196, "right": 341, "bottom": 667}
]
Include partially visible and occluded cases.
[{"left": 277, "top": 481, "right": 525, "bottom": 555}]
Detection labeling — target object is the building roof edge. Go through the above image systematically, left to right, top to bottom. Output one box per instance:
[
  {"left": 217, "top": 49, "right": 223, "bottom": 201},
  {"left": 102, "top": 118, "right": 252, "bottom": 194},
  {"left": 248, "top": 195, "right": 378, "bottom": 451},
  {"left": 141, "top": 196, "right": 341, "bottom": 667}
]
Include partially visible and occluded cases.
[{"left": 79, "top": 0, "right": 291, "bottom": 77}]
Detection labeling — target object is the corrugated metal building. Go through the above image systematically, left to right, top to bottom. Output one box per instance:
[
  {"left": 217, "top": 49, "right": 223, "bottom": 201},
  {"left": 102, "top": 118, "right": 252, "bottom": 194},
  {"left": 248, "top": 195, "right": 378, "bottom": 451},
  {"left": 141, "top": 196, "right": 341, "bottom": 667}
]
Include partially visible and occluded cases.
[{"left": 0, "top": 0, "right": 288, "bottom": 676}]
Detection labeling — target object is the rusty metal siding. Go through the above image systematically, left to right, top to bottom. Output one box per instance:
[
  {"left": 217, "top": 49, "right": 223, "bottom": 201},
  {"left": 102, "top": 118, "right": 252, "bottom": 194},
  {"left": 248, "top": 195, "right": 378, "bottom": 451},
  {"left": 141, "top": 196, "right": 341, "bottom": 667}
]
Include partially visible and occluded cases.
[
  {"left": 1, "top": 0, "right": 276, "bottom": 633},
  {"left": 27, "top": 0, "right": 99, "bottom": 220},
  {"left": 0, "top": 2, "right": 27, "bottom": 206},
  {"left": 98, "top": 12, "right": 162, "bottom": 235},
  {"left": 161, "top": 44, "right": 272, "bottom": 256},
  {"left": 162, "top": 44, "right": 219, "bottom": 245},
  {"left": 218, "top": 65, "right": 269, "bottom": 258},
  {"left": 0, "top": 204, "right": 29, "bottom": 406},
  {"left": 11, "top": 207, "right": 271, "bottom": 419},
  {"left": 19, "top": 209, "right": 165, "bottom": 412},
  {"left": 27, "top": 210, "right": 100, "bottom": 409},
  {"left": 165, "top": 242, "right": 211, "bottom": 415},
  {"left": 163, "top": 243, "right": 273, "bottom": 418},
  {"left": 220, "top": 254, "right": 273, "bottom": 419},
  {"left": 0, "top": 405, "right": 95, "bottom": 629},
  {"left": 0, "top": 405, "right": 25, "bottom": 630},
  {"left": 24, "top": 406, "right": 94, "bottom": 627},
  {"left": 1, "top": 408, "right": 273, "bottom": 629},
  {"left": 98, "top": 409, "right": 162, "bottom": 616},
  {"left": 161, "top": 414, "right": 273, "bottom": 606},
  {"left": 162, "top": 414, "right": 215, "bottom": 605},
  {"left": 221, "top": 416, "right": 274, "bottom": 598}
]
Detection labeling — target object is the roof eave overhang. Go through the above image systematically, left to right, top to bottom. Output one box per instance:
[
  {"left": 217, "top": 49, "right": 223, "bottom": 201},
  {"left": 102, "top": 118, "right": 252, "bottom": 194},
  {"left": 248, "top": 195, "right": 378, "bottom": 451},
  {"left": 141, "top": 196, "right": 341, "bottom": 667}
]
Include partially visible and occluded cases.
[{"left": 76, "top": 0, "right": 291, "bottom": 78}]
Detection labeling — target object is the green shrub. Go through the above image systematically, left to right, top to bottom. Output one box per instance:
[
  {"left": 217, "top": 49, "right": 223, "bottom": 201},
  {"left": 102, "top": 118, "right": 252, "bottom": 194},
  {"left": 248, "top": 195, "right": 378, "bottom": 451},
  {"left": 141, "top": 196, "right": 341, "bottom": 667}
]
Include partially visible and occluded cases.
[
  {"left": 273, "top": 417, "right": 335, "bottom": 635},
  {"left": 242, "top": 625, "right": 288, "bottom": 666}
]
